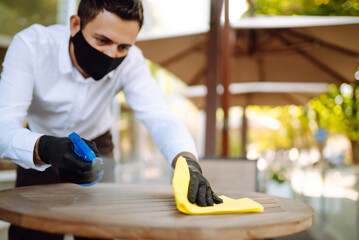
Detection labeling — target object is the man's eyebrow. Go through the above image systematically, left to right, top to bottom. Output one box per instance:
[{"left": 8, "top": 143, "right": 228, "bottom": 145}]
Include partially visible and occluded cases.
[
  {"left": 94, "top": 33, "right": 133, "bottom": 47},
  {"left": 94, "top": 33, "right": 112, "bottom": 41},
  {"left": 119, "top": 43, "right": 133, "bottom": 48}
]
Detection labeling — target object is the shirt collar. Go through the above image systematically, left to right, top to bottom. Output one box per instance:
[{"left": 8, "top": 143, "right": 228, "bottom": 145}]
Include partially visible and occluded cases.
[{"left": 58, "top": 30, "right": 73, "bottom": 75}]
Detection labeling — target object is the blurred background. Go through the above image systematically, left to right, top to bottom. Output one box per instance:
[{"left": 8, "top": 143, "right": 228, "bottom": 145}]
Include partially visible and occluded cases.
[{"left": 0, "top": 0, "right": 359, "bottom": 240}]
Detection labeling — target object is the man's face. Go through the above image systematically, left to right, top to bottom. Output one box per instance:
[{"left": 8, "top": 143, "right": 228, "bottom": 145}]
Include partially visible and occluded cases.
[{"left": 70, "top": 10, "right": 140, "bottom": 59}]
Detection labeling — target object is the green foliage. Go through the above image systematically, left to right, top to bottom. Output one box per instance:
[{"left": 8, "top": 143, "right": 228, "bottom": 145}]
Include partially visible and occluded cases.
[
  {"left": 0, "top": 0, "right": 58, "bottom": 37},
  {"left": 248, "top": 0, "right": 359, "bottom": 16},
  {"left": 249, "top": 81, "right": 358, "bottom": 154},
  {"left": 308, "top": 82, "right": 359, "bottom": 141},
  {"left": 248, "top": 105, "right": 315, "bottom": 153},
  {"left": 269, "top": 167, "right": 288, "bottom": 183}
]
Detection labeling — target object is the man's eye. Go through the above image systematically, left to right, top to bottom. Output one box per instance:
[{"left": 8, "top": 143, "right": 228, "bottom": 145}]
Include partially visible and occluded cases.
[
  {"left": 96, "top": 38, "right": 108, "bottom": 44},
  {"left": 119, "top": 45, "right": 130, "bottom": 51}
]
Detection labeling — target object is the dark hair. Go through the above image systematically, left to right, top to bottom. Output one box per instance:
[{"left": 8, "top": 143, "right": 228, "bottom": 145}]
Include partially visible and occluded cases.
[{"left": 78, "top": 0, "right": 144, "bottom": 29}]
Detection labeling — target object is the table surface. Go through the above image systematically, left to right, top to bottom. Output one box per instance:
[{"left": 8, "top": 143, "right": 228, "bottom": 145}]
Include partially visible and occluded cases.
[{"left": 0, "top": 183, "right": 314, "bottom": 240}]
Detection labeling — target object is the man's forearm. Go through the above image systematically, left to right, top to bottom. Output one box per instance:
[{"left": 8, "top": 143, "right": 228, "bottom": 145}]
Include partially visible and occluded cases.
[{"left": 33, "top": 137, "right": 45, "bottom": 166}]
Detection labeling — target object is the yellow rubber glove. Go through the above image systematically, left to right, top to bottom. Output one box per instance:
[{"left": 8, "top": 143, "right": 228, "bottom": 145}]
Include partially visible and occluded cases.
[{"left": 172, "top": 156, "right": 264, "bottom": 214}]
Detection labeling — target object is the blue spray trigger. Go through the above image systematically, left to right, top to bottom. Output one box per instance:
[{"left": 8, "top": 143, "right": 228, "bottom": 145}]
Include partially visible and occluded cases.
[{"left": 68, "top": 132, "right": 96, "bottom": 162}]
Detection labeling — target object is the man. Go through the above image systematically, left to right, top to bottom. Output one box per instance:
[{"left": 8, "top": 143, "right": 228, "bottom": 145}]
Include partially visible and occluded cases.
[{"left": 0, "top": 0, "right": 222, "bottom": 239}]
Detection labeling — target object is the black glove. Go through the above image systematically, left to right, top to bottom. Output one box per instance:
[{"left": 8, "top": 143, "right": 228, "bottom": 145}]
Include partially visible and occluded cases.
[
  {"left": 37, "top": 135, "right": 103, "bottom": 185},
  {"left": 183, "top": 156, "right": 223, "bottom": 207}
]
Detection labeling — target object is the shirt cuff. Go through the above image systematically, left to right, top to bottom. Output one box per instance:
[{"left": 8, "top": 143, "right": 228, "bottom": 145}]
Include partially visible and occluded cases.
[{"left": 11, "top": 131, "right": 51, "bottom": 171}]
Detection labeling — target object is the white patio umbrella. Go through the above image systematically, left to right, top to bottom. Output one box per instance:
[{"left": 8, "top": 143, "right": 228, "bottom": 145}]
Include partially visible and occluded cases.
[{"left": 137, "top": 15, "right": 359, "bottom": 88}]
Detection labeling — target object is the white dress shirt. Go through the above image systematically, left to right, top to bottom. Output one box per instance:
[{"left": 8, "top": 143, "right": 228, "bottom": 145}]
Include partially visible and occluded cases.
[{"left": 0, "top": 24, "right": 198, "bottom": 171}]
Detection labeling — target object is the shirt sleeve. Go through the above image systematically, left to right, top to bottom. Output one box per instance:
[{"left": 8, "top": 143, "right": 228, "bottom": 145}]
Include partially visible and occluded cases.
[
  {"left": 0, "top": 32, "right": 49, "bottom": 170},
  {"left": 121, "top": 50, "right": 198, "bottom": 165}
]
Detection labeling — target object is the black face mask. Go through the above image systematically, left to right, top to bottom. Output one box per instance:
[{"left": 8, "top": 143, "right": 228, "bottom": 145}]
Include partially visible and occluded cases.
[{"left": 71, "top": 31, "right": 126, "bottom": 80}]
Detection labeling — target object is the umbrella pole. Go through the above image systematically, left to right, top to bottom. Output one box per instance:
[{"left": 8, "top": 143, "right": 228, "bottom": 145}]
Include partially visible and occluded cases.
[
  {"left": 205, "top": 0, "right": 223, "bottom": 157},
  {"left": 221, "top": 0, "right": 231, "bottom": 157},
  {"left": 241, "top": 104, "right": 248, "bottom": 158}
]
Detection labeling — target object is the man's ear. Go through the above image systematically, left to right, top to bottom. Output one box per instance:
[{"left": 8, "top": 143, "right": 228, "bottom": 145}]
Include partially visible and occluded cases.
[{"left": 69, "top": 15, "right": 81, "bottom": 37}]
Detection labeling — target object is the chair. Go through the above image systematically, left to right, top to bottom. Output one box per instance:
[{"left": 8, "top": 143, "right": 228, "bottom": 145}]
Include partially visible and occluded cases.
[{"left": 198, "top": 157, "right": 258, "bottom": 192}]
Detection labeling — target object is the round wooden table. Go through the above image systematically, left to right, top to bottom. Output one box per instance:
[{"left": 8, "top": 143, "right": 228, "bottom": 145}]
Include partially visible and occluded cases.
[{"left": 0, "top": 183, "right": 314, "bottom": 240}]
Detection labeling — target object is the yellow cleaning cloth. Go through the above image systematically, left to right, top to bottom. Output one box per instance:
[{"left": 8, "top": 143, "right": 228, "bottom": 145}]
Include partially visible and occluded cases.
[{"left": 172, "top": 156, "right": 264, "bottom": 214}]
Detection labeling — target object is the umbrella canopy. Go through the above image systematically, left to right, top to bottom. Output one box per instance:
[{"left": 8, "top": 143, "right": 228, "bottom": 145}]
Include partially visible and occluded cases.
[
  {"left": 136, "top": 15, "right": 359, "bottom": 88},
  {"left": 185, "top": 82, "right": 330, "bottom": 108}
]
